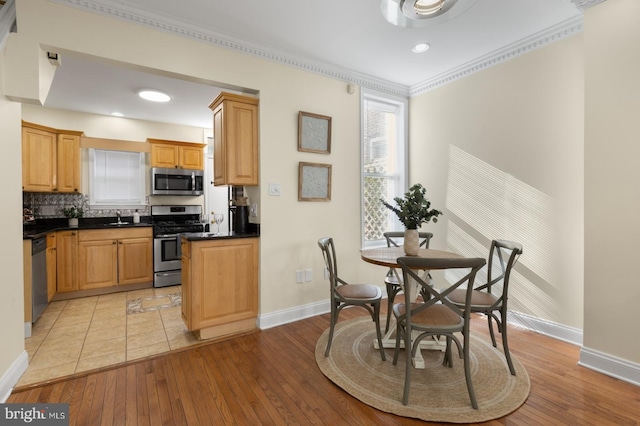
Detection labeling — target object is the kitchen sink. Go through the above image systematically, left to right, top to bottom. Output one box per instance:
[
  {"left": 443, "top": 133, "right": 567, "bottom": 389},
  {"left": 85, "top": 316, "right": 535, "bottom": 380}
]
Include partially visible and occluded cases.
[{"left": 106, "top": 221, "right": 130, "bottom": 226}]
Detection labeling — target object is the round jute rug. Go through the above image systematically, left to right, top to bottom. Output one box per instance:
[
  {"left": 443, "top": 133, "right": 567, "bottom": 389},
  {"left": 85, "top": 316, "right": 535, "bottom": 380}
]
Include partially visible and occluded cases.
[{"left": 315, "top": 317, "right": 530, "bottom": 423}]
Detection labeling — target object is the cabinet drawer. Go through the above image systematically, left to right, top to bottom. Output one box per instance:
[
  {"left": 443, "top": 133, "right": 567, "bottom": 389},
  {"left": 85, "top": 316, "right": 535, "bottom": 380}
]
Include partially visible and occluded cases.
[{"left": 79, "top": 227, "right": 151, "bottom": 241}]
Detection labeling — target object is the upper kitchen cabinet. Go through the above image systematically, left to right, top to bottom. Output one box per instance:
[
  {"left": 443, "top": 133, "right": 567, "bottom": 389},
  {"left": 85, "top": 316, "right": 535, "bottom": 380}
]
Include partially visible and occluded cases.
[
  {"left": 209, "top": 92, "right": 259, "bottom": 186},
  {"left": 22, "top": 121, "right": 82, "bottom": 193},
  {"left": 148, "top": 138, "right": 205, "bottom": 170}
]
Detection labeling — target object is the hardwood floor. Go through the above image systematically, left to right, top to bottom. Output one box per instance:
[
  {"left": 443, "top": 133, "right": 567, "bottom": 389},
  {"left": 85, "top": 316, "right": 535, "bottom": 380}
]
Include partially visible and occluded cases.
[{"left": 8, "top": 306, "right": 640, "bottom": 425}]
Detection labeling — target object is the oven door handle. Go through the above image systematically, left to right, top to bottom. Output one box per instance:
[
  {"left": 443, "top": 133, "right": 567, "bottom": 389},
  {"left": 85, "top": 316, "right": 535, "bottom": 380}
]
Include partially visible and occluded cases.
[{"left": 156, "top": 234, "right": 179, "bottom": 239}]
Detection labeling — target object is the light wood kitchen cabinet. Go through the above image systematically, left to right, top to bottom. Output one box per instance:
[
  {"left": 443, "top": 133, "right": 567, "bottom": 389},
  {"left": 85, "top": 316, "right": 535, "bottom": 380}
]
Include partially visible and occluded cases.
[
  {"left": 209, "top": 92, "right": 259, "bottom": 186},
  {"left": 21, "top": 121, "right": 82, "bottom": 193},
  {"left": 56, "top": 134, "right": 81, "bottom": 193},
  {"left": 148, "top": 138, "right": 205, "bottom": 170},
  {"left": 78, "top": 228, "right": 153, "bottom": 290},
  {"left": 56, "top": 230, "right": 78, "bottom": 293},
  {"left": 46, "top": 233, "right": 57, "bottom": 302},
  {"left": 181, "top": 237, "right": 258, "bottom": 340}
]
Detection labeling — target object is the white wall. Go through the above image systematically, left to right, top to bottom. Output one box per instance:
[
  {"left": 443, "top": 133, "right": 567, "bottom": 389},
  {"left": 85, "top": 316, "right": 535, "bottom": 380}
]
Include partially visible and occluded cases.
[
  {"left": 584, "top": 0, "right": 640, "bottom": 366},
  {"left": 409, "top": 34, "right": 585, "bottom": 329},
  {"left": 0, "top": 44, "right": 29, "bottom": 401}
]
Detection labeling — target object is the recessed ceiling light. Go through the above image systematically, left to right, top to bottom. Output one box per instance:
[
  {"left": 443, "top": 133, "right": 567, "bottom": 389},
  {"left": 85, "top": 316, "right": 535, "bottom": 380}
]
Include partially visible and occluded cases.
[
  {"left": 414, "top": 0, "right": 445, "bottom": 16},
  {"left": 413, "top": 43, "right": 430, "bottom": 53},
  {"left": 138, "top": 90, "right": 171, "bottom": 102},
  {"left": 110, "top": 112, "right": 124, "bottom": 117}
]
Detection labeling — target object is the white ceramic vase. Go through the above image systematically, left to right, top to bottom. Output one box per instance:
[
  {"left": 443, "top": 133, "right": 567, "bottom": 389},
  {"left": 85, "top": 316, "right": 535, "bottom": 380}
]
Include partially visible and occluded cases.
[
  {"left": 68, "top": 218, "right": 79, "bottom": 228},
  {"left": 403, "top": 228, "right": 419, "bottom": 256}
]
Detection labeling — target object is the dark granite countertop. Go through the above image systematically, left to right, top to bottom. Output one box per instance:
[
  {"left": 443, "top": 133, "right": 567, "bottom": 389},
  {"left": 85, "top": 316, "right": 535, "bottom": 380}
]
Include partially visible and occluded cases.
[
  {"left": 23, "top": 217, "right": 153, "bottom": 239},
  {"left": 180, "top": 231, "right": 260, "bottom": 241}
]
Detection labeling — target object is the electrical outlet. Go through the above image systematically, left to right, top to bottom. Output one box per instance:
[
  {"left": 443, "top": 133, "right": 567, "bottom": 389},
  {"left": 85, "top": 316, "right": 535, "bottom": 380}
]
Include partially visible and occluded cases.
[
  {"left": 250, "top": 204, "right": 258, "bottom": 217},
  {"left": 41, "top": 205, "right": 56, "bottom": 216},
  {"left": 304, "top": 269, "right": 312, "bottom": 282},
  {"left": 296, "top": 270, "right": 304, "bottom": 284}
]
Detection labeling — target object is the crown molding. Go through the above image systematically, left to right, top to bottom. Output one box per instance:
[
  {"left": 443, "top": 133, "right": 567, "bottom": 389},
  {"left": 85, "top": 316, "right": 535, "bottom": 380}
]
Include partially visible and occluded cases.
[
  {"left": 48, "top": 0, "right": 583, "bottom": 100},
  {"left": 48, "top": 0, "right": 411, "bottom": 98},
  {"left": 571, "top": 0, "right": 607, "bottom": 12},
  {"left": 409, "top": 14, "right": 584, "bottom": 97}
]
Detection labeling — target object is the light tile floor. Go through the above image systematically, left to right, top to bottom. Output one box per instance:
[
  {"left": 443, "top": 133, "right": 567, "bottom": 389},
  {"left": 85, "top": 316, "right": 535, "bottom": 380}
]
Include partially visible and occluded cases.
[{"left": 17, "top": 285, "right": 200, "bottom": 387}]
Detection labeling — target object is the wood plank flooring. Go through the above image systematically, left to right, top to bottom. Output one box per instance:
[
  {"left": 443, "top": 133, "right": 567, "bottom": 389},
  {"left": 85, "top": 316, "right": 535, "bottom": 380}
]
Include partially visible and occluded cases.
[{"left": 8, "top": 306, "right": 640, "bottom": 425}]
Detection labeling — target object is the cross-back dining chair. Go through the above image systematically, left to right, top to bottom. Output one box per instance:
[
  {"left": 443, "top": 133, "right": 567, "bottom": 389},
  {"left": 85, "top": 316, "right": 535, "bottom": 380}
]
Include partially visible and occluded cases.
[
  {"left": 382, "top": 231, "right": 433, "bottom": 333},
  {"left": 317, "top": 237, "right": 386, "bottom": 361},
  {"left": 445, "top": 239, "right": 523, "bottom": 375},
  {"left": 393, "top": 256, "right": 486, "bottom": 408}
]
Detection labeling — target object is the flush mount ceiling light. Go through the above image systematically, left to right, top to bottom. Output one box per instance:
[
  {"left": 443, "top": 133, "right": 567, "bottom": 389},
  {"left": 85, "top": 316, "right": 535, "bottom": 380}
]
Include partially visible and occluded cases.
[
  {"left": 381, "top": 0, "right": 476, "bottom": 28},
  {"left": 138, "top": 90, "right": 171, "bottom": 102},
  {"left": 110, "top": 112, "right": 124, "bottom": 117}
]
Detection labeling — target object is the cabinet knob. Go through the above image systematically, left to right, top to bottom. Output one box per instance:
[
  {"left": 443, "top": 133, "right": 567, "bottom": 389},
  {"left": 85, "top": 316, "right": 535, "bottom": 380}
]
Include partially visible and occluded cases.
[
  {"left": 113, "top": 241, "right": 117, "bottom": 244},
  {"left": 118, "top": 241, "right": 123, "bottom": 244}
]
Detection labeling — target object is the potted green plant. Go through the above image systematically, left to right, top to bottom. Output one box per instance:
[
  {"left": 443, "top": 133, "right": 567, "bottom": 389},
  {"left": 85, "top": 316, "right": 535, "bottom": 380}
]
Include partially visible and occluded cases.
[
  {"left": 380, "top": 183, "right": 442, "bottom": 255},
  {"left": 62, "top": 206, "right": 84, "bottom": 227}
]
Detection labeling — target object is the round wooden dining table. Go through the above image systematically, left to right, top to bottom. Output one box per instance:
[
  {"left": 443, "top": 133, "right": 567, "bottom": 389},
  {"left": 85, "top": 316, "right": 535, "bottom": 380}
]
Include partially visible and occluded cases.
[
  {"left": 360, "top": 246, "right": 464, "bottom": 368},
  {"left": 361, "top": 246, "right": 463, "bottom": 268}
]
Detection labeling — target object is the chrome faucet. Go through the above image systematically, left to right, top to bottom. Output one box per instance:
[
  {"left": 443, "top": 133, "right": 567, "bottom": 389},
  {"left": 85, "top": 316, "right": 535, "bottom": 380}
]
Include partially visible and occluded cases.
[{"left": 116, "top": 210, "right": 122, "bottom": 224}]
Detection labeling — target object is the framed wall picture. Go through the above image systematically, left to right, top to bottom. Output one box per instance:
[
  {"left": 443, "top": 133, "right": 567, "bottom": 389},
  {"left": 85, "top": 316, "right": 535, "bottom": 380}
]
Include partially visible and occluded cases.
[
  {"left": 298, "top": 111, "right": 332, "bottom": 154},
  {"left": 298, "top": 162, "right": 332, "bottom": 201}
]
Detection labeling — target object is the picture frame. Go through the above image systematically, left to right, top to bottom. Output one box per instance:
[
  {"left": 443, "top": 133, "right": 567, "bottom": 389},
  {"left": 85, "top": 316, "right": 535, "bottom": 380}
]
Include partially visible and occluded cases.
[
  {"left": 298, "top": 111, "right": 332, "bottom": 154},
  {"left": 298, "top": 162, "right": 332, "bottom": 201}
]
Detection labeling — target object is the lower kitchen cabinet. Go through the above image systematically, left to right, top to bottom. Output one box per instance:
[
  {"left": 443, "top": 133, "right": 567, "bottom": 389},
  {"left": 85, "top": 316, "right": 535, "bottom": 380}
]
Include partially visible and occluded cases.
[
  {"left": 78, "top": 228, "right": 152, "bottom": 290},
  {"left": 56, "top": 230, "right": 78, "bottom": 293},
  {"left": 46, "top": 233, "right": 57, "bottom": 301},
  {"left": 181, "top": 237, "right": 258, "bottom": 340}
]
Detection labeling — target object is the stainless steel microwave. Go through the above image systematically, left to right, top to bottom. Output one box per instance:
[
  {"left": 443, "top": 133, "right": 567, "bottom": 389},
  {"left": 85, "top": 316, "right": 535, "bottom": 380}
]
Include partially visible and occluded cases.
[{"left": 151, "top": 167, "right": 204, "bottom": 196}]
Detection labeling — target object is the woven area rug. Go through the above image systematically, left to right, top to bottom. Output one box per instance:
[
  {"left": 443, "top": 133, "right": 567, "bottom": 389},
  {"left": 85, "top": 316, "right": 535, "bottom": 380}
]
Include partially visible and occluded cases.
[{"left": 315, "top": 317, "right": 530, "bottom": 423}]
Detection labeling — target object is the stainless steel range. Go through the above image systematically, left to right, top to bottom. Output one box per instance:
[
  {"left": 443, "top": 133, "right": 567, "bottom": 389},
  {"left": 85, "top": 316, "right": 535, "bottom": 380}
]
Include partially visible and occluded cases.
[{"left": 151, "top": 205, "right": 204, "bottom": 288}]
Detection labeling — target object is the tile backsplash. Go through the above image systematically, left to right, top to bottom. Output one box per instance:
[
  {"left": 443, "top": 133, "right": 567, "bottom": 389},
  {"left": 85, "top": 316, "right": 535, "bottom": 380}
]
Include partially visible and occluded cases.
[{"left": 24, "top": 192, "right": 149, "bottom": 219}]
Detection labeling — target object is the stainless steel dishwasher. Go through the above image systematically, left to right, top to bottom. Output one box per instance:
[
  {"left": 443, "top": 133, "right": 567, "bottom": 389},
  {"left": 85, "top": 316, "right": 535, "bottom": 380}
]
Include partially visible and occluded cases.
[{"left": 31, "top": 237, "right": 48, "bottom": 323}]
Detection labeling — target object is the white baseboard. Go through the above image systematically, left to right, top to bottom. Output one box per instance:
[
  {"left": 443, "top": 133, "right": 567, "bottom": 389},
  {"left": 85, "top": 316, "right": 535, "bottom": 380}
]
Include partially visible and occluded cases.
[
  {"left": 258, "top": 300, "right": 330, "bottom": 330},
  {"left": 508, "top": 310, "right": 583, "bottom": 346},
  {"left": 579, "top": 347, "right": 640, "bottom": 387},
  {"left": 0, "top": 350, "right": 29, "bottom": 403}
]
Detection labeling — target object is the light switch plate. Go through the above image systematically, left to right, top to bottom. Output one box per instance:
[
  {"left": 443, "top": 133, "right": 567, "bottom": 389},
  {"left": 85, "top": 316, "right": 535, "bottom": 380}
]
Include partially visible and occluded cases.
[{"left": 268, "top": 183, "right": 281, "bottom": 196}]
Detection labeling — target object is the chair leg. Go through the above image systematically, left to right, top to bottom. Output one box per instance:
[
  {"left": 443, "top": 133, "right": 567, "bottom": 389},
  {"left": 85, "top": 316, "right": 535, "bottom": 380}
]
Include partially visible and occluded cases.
[
  {"left": 385, "top": 284, "right": 399, "bottom": 333},
  {"left": 373, "top": 302, "right": 386, "bottom": 361},
  {"left": 324, "top": 305, "right": 338, "bottom": 357},
  {"left": 500, "top": 310, "right": 516, "bottom": 375},
  {"left": 487, "top": 314, "right": 498, "bottom": 347},
  {"left": 392, "top": 321, "right": 402, "bottom": 365},
  {"left": 402, "top": 324, "right": 413, "bottom": 405},
  {"left": 463, "top": 332, "right": 478, "bottom": 409}
]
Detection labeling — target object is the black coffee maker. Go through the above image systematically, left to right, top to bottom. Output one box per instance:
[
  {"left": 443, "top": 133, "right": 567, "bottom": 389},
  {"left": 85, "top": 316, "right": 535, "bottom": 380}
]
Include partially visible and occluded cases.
[{"left": 233, "top": 197, "right": 250, "bottom": 234}]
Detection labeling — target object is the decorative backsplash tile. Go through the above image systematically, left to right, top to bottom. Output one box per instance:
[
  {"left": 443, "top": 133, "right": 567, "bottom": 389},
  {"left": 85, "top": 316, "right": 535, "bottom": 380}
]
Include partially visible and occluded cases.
[{"left": 23, "top": 192, "right": 149, "bottom": 219}]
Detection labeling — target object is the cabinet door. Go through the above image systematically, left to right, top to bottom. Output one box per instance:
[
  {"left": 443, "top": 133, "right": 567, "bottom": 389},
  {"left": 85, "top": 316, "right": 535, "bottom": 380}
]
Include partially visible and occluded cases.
[
  {"left": 225, "top": 100, "right": 259, "bottom": 185},
  {"left": 212, "top": 103, "right": 226, "bottom": 185},
  {"left": 22, "top": 127, "right": 57, "bottom": 192},
  {"left": 57, "top": 134, "right": 80, "bottom": 193},
  {"left": 151, "top": 144, "right": 179, "bottom": 168},
  {"left": 179, "top": 146, "right": 204, "bottom": 170},
  {"left": 56, "top": 231, "right": 78, "bottom": 292},
  {"left": 46, "top": 234, "right": 57, "bottom": 301},
  {"left": 118, "top": 237, "right": 153, "bottom": 285},
  {"left": 181, "top": 238, "right": 191, "bottom": 329},
  {"left": 190, "top": 238, "right": 258, "bottom": 330},
  {"left": 78, "top": 239, "right": 118, "bottom": 290}
]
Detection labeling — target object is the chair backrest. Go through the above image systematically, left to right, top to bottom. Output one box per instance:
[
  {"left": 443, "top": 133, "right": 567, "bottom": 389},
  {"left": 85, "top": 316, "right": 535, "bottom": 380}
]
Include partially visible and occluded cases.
[
  {"left": 383, "top": 231, "right": 433, "bottom": 249},
  {"left": 318, "top": 237, "right": 339, "bottom": 292},
  {"left": 486, "top": 240, "right": 523, "bottom": 299},
  {"left": 398, "top": 256, "right": 486, "bottom": 320}
]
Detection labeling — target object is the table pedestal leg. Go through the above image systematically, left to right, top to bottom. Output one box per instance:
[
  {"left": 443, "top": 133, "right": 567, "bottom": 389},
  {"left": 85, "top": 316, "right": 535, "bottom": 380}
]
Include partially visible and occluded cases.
[{"left": 374, "top": 325, "right": 446, "bottom": 369}]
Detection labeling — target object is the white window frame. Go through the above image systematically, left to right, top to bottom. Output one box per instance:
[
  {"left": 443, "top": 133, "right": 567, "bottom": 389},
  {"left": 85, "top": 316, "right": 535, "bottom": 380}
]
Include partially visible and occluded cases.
[
  {"left": 361, "top": 89, "right": 408, "bottom": 249},
  {"left": 89, "top": 148, "right": 146, "bottom": 208}
]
